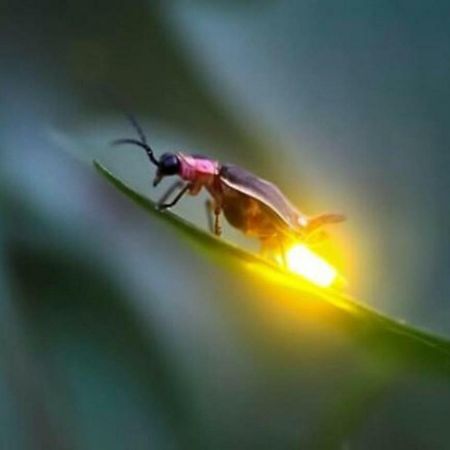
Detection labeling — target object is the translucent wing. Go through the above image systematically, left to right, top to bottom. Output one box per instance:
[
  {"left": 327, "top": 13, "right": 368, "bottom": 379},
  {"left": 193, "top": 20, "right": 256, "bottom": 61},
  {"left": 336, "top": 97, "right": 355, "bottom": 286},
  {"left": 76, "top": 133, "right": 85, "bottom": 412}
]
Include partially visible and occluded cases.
[{"left": 219, "top": 164, "right": 303, "bottom": 230}]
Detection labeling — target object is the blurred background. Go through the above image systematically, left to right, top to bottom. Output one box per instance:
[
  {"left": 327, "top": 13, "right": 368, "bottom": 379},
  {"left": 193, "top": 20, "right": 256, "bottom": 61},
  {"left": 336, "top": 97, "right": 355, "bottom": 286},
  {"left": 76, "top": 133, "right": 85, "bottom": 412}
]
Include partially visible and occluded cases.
[{"left": 1, "top": 1, "right": 449, "bottom": 449}]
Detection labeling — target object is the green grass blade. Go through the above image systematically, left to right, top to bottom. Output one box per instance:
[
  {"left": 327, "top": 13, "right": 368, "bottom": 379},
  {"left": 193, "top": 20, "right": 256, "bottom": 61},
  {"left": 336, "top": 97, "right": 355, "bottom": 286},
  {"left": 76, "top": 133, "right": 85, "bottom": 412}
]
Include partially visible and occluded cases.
[{"left": 94, "top": 160, "right": 450, "bottom": 376}]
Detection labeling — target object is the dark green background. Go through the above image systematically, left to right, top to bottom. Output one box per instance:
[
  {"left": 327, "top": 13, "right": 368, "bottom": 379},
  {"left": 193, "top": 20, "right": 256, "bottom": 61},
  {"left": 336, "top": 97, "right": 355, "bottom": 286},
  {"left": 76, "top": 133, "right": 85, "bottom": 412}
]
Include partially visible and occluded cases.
[{"left": 1, "top": 1, "right": 449, "bottom": 449}]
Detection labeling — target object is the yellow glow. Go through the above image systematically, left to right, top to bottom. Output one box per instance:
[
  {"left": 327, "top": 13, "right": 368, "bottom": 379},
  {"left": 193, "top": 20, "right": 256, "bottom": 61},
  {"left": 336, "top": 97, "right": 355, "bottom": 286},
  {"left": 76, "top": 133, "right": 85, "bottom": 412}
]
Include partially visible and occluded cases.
[{"left": 285, "top": 244, "right": 337, "bottom": 287}]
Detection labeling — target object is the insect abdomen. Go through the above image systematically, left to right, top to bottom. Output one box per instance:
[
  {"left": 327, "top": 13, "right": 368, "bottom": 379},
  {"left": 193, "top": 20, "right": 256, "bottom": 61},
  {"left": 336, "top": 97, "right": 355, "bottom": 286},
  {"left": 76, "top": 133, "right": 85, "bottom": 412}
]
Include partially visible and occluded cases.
[
  {"left": 219, "top": 164, "right": 302, "bottom": 231},
  {"left": 221, "top": 190, "right": 284, "bottom": 238}
]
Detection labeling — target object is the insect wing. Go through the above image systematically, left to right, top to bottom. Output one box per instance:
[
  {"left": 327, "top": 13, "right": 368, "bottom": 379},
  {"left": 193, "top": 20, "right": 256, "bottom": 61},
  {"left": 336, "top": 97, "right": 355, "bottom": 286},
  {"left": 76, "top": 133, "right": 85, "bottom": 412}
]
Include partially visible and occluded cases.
[{"left": 219, "top": 164, "right": 301, "bottom": 230}]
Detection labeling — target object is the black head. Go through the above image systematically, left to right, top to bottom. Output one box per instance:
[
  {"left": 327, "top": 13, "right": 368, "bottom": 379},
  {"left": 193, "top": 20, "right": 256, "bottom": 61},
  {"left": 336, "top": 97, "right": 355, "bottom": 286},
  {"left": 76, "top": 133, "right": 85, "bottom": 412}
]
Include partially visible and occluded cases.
[
  {"left": 112, "top": 114, "right": 181, "bottom": 187},
  {"left": 153, "top": 153, "right": 180, "bottom": 186},
  {"left": 158, "top": 153, "right": 180, "bottom": 175}
]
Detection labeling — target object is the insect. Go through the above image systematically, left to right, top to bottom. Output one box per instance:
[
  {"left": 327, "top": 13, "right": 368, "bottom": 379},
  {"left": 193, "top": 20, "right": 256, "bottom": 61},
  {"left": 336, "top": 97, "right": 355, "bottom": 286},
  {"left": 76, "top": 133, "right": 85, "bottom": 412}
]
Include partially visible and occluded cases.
[{"left": 113, "top": 116, "right": 345, "bottom": 262}]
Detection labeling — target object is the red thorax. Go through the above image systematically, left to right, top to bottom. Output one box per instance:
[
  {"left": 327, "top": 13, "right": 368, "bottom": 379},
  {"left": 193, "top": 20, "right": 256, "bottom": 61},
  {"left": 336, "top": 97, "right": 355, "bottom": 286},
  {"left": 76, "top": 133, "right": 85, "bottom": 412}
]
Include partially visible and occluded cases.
[{"left": 178, "top": 153, "right": 219, "bottom": 182}]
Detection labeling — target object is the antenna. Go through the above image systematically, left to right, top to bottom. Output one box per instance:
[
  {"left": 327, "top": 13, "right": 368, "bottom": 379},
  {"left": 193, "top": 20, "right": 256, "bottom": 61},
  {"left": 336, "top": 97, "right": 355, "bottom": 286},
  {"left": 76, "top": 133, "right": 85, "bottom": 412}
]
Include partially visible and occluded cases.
[{"left": 112, "top": 113, "right": 159, "bottom": 167}]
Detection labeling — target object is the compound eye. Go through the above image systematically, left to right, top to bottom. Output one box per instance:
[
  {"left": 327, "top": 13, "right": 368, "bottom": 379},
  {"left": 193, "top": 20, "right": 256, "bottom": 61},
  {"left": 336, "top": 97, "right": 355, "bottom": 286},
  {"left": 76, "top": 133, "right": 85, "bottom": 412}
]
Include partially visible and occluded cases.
[{"left": 159, "top": 153, "right": 180, "bottom": 175}]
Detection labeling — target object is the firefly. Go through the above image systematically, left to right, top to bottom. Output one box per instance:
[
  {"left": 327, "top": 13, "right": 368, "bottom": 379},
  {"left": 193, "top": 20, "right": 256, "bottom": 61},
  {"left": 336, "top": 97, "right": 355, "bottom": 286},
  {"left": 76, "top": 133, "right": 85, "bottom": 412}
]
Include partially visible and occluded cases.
[{"left": 113, "top": 116, "right": 345, "bottom": 273}]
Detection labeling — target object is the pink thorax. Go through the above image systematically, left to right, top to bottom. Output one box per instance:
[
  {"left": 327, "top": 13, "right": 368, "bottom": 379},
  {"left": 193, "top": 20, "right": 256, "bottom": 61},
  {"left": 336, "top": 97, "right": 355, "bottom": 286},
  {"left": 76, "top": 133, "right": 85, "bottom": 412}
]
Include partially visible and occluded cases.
[{"left": 178, "top": 153, "right": 219, "bottom": 181}]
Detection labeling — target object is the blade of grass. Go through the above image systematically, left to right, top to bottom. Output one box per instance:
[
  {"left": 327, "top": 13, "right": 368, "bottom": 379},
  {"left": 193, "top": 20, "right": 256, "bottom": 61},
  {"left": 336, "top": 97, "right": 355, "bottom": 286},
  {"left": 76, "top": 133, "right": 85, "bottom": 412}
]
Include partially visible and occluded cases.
[{"left": 94, "top": 160, "right": 450, "bottom": 376}]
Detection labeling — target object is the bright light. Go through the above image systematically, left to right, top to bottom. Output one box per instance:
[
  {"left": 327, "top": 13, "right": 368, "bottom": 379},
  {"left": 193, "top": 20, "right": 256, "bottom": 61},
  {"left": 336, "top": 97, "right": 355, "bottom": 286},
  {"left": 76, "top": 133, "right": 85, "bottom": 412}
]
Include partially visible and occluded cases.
[{"left": 285, "top": 244, "right": 337, "bottom": 287}]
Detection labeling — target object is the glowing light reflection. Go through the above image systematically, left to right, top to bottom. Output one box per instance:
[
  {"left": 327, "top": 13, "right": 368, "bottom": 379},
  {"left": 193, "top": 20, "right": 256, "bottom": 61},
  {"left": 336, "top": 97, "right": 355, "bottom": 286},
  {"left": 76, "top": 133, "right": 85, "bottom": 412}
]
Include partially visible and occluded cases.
[{"left": 285, "top": 244, "right": 337, "bottom": 287}]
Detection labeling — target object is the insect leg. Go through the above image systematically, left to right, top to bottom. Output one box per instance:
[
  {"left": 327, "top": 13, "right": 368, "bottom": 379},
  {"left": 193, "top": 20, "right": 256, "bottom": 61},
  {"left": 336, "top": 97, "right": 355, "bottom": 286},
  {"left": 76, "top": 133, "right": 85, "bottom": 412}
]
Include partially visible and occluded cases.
[
  {"left": 158, "top": 180, "right": 185, "bottom": 205},
  {"left": 158, "top": 184, "right": 190, "bottom": 210},
  {"left": 205, "top": 199, "right": 222, "bottom": 236},
  {"left": 205, "top": 200, "right": 214, "bottom": 233},
  {"left": 213, "top": 205, "right": 222, "bottom": 236},
  {"left": 260, "top": 235, "right": 282, "bottom": 265},
  {"left": 278, "top": 237, "right": 287, "bottom": 267},
  {"left": 260, "top": 239, "right": 269, "bottom": 259}
]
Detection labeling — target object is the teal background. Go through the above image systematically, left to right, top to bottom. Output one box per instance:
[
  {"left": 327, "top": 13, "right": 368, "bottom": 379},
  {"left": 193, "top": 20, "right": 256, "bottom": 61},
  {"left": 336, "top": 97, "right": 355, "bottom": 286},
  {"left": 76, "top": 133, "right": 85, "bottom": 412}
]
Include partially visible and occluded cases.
[{"left": 1, "top": 1, "right": 449, "bottom": 449}]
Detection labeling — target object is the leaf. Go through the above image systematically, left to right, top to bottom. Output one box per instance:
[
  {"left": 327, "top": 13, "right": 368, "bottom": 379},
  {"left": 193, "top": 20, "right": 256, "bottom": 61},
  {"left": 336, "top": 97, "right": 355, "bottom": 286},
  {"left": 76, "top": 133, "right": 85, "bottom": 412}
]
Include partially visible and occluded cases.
[{"left": 94, "top": 160, "right": 450, "bottom": 377}]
